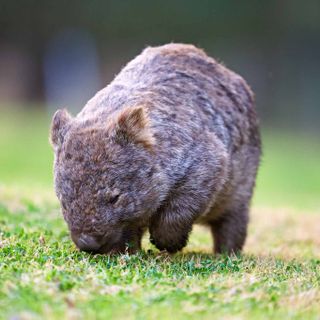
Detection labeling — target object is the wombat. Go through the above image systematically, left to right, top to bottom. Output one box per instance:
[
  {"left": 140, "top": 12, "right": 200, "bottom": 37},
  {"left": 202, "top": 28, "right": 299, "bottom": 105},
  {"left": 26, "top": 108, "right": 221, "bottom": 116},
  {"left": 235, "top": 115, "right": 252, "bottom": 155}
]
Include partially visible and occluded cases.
[{"left": 50, "top": 43, "right": 261, "bottom": 255}]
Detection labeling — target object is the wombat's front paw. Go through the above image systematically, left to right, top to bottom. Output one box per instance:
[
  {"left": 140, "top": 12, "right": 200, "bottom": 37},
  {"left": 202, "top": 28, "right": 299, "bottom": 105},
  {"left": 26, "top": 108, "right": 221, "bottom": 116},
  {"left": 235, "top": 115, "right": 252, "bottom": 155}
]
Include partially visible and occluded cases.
[{"left": 149, "top": 229, "right": 189, "bottom": 253}]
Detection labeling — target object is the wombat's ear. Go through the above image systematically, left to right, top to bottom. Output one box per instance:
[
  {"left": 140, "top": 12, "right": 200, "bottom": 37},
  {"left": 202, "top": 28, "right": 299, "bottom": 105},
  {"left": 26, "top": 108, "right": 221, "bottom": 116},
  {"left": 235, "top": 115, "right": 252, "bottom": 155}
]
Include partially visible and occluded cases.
[
  {"left": 112, "top": 106, "right": 154, "bottom": 150},
  {"left": 50, "top": 109, "right": 72, "bottom": 148}
]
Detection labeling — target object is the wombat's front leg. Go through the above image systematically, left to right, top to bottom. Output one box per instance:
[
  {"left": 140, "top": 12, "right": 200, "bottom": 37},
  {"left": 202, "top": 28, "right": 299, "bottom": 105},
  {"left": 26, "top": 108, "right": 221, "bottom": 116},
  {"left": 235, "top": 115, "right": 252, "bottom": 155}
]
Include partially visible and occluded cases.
[
  {"left": 149, "top": 198, "right": 198, "bottom": 253},
  {"left": 210, "top": 205, "right": 249, "bottom": 254},
  {"left": 149, "top": 216, "right": 192, "bottom": 253}
]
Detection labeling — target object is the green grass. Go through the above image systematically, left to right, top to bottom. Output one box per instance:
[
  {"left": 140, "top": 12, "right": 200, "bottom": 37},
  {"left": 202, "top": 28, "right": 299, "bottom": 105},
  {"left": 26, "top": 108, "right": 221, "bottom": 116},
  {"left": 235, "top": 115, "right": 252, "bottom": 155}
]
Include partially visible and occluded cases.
[
  {"left": 0, "top": 110, "right": 319, "bottom": 319},
  {"left": 0, "top": 110, "right": 53, "bottom": 186},
  {"left": 254, "top": 132, "right": 320, "bottom": 210},
  {"left": 0, "top": 197, "right": 319, "bottom": 319}
]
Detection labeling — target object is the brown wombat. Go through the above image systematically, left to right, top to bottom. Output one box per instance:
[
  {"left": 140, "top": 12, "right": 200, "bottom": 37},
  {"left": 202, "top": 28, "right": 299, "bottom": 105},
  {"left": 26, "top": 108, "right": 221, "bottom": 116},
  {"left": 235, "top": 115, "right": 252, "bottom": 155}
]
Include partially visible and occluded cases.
[{"left": 50, "top": 43, "right": 261, "bottom": 254}]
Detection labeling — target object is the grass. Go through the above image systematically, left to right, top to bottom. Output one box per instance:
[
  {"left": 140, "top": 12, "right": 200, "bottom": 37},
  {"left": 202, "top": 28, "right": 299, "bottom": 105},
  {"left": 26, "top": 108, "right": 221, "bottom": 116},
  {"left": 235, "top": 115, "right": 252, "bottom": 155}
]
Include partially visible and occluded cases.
[{"left": 0, "top": 110, "right": 319, "bottom": 319}]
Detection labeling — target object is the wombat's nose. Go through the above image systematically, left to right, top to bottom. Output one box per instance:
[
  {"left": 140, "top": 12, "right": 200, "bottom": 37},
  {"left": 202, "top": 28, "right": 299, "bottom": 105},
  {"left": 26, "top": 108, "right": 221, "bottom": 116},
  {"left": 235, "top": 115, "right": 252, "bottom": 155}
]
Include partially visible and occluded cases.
[{"left": 73, "top": 233, "right": 101, "bottom": 252}]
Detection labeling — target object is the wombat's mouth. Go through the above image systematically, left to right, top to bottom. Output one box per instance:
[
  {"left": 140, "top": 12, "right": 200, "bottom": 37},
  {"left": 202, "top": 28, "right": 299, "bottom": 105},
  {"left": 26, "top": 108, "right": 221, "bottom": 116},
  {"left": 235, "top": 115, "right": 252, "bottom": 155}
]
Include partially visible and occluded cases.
[{"left": 71, "top": 231, "right": 126, "bottom": 255}]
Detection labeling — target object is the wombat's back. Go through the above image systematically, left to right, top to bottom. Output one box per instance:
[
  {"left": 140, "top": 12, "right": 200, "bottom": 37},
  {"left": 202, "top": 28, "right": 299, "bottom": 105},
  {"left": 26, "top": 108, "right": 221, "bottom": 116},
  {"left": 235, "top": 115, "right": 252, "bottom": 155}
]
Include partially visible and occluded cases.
[{"left": 79, "top": 43, "right": 260, "bottom": 154}]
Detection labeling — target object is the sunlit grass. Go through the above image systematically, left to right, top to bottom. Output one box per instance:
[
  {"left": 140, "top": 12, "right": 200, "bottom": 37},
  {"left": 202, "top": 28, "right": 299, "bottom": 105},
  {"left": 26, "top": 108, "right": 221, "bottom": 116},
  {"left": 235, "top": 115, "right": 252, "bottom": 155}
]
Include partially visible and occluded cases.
[{"left": 0, "top": 193, "right": 319, "bottom": 319}]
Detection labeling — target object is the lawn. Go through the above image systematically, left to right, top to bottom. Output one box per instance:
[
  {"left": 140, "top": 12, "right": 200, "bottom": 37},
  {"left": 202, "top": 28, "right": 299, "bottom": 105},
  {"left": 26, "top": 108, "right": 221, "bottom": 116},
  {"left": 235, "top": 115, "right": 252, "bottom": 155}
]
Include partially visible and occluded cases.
[{"left": 0, "top": 110, "right": 319, "bottom": 319}]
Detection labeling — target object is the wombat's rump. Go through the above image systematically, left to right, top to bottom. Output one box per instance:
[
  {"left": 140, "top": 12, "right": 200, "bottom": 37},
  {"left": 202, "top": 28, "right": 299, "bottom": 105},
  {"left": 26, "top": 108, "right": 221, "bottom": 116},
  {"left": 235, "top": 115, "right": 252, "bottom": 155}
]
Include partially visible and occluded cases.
[{"left": 50, "top": 43, "right": 261, "bottom": 254}]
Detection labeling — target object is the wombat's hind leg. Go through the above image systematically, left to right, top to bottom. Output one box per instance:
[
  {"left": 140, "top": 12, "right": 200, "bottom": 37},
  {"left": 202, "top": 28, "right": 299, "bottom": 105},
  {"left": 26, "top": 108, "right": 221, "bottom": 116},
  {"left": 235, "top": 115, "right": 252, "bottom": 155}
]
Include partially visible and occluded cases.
[{"left": 210, "top": 206, "right": 249, "bottom": 254}]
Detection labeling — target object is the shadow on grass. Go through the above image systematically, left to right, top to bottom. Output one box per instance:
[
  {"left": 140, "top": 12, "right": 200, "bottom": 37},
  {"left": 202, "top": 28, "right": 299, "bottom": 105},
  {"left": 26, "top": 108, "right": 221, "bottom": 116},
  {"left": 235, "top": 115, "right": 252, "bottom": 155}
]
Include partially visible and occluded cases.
[
  {"left": 64, "top": 248, "right": 320, "bottom": 280},
  {"left": 66, "top": 249, "right": 250, "bottom": 276}
]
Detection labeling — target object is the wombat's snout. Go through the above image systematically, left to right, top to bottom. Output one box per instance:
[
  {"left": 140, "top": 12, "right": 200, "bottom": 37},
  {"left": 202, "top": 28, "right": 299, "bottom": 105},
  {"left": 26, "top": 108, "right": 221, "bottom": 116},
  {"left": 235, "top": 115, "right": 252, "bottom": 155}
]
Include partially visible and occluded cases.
[{"left": 71, "top": 233, "right": 102, "bottom": 253}]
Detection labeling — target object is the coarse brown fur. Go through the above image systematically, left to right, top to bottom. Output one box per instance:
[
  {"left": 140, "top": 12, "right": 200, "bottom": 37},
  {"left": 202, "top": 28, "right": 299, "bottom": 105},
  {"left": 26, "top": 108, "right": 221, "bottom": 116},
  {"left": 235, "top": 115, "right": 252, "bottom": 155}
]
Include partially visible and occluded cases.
[{"left": 50, "top": 43, "right": 261, "bottom": 254}]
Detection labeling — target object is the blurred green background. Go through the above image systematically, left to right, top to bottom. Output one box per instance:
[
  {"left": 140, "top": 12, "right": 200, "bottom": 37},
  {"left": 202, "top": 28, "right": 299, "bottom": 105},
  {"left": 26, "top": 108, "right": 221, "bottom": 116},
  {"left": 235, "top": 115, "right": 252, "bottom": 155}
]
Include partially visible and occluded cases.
[{"left": 0, "top": 1, "right": 319, "bottom": 210}]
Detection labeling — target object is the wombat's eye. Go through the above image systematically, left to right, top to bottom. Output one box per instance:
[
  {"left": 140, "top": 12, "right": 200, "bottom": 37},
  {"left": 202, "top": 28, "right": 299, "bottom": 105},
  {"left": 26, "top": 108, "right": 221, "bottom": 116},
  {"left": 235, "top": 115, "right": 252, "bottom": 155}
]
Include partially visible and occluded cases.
[{"left": 109, "top": 194, "right": 120, "bottom": 205}]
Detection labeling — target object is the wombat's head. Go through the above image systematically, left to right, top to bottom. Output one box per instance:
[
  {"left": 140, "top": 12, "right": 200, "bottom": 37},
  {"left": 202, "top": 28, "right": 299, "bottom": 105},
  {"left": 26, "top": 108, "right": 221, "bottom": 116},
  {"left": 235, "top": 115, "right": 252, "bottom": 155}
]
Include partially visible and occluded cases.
[{"left": 50, "top": 106, "right": 163, "bottom": 253}]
